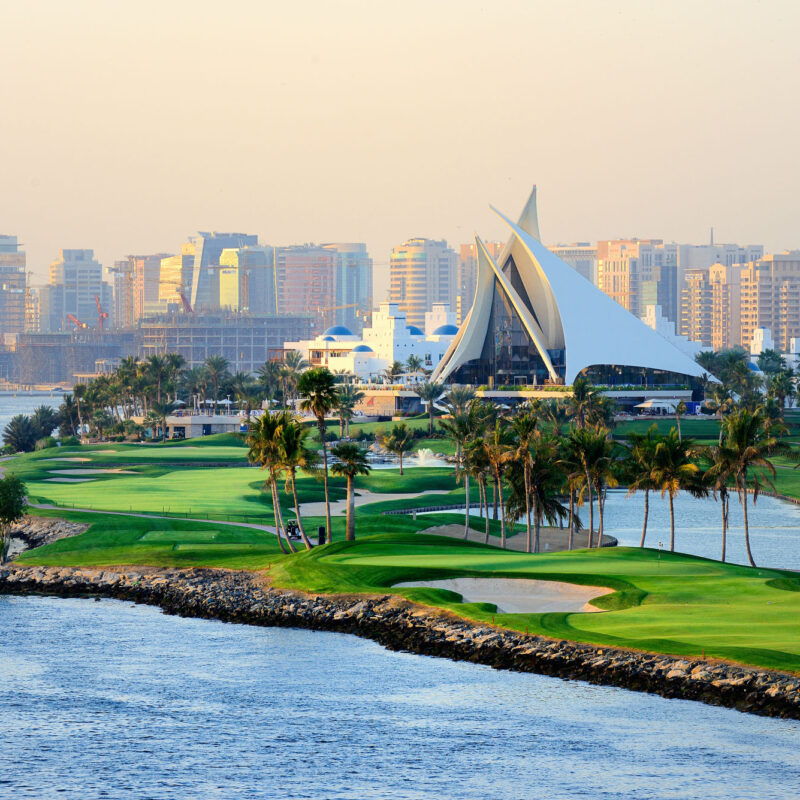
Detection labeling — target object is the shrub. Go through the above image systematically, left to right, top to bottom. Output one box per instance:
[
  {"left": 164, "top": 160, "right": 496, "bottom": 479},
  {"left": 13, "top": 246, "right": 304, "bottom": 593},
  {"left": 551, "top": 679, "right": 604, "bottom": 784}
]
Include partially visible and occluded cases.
[
  {"left": 59, "top": 435, "right": 80, "bottom": 447},
  {"left": 34, "top": 436, "right": 57, "bottom": 451}
]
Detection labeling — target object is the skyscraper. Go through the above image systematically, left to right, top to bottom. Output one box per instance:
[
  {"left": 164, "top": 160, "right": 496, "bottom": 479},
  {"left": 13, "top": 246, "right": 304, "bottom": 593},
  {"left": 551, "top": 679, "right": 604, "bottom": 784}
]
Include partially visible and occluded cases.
[
  {"left": 186, "top": 232, "right": 259, "bottom": 310},
  {"left": 0, "top": 235, "right": 27, "bottom": 339},
  {"left": 389, "top": 238, "right": 457, "bottom": 328},
  {"left": 457, "top": 241, "right": 502, "bottom": 323},
  {"left": 321, "top": 242, "right": 372, "bottom": 331},
  {"left": 549, "top": 243, "right": 597, "bottom": 284},
  {"left": 219, "top": 245, "right": 276, "bottom": 314},
  {"left": 39, "top": 249, "right": 112, "bottom": 332},
  {"left": 111, "top": 253, "right": 171, "bottom": 327}
]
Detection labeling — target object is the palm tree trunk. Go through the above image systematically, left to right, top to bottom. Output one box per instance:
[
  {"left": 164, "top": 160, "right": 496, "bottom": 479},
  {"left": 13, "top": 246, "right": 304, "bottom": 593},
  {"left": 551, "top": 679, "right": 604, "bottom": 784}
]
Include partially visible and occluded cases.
[
  {"left": 429, "top": 406, "right": 434, "bottom": 436},
  {"left": 676, "top": 414, "right": 682, "bottom": 442},
  {"left": 320, "top": 421, "right": 333, "bottom": 544},
  {"left": 399, "top": 452, "right": 404, "bottom": 476},
  {"left": 524, "top": 462, "right": 532, "bottom": 554},
  {"left": 496, "top": 467, "right": 506, "bottom": 548},
  {"left": 585, "top": 470, "right": 594, "bottom": 548},
  {"left": 290, "top": 472, "right": 312, "bottom": 550},
  {"left": 463, "top": 473, "right": 470, "bottom": 540},
  {"left": 346, "top": 475, "right": 355, "bottom": 541},
  {"left": 492, "top": 477, "right": 498, "bottom": 520},
  {"left": 740, "top": 478, "right": 756, "bottom": 567},
  {"left": 482, "top": 479, "right": 490, "bottom": 544},
  {"left": 270, "top": 480, "right": 288, "bottom": 555},
  {"left": 273, "top": 481, "right": 296, "bottom": 553},
  {"left": 596, "top": 484, "right": 605, "bottom": 548},
  {"left": 568, "top": 489, "right": 574, "bottom": 550},
  {"left": 639, "top": 489, "right": 650, "bottom": 547},
  {"left": 720, "top": 490, "right": 728, "bottom": 563},
  {"left": 533, "top": 492, "right": 540, "bottom": 554},
  {"left": 669, "top": 492, "right": 676, "bottom": 552}
]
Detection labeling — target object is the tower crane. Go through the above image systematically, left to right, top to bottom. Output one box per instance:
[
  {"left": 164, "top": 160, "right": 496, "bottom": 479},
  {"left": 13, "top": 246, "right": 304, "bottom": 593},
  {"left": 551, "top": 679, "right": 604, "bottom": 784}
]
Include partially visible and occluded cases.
[{"left": 94, "top": 294, "right": 109, "bottom": 332}]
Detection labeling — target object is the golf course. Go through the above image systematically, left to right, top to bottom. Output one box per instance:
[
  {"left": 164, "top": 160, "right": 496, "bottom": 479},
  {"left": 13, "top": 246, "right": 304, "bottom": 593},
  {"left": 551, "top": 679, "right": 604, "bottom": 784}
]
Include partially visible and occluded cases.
[{"left": 6, "top": 424, "right": 800, "bottom": 675}]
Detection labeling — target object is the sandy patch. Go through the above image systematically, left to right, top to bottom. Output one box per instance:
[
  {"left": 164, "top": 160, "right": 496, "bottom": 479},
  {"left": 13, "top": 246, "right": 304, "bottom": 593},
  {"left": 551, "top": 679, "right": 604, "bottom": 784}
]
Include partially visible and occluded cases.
[
  {"left": 90, "top": 449, "right": 119, "bottom": 454},
  {"left": 44, "top": 457, "right": 91, "bottom": 463},
  {"left": 47, "top": 469, "right": 136, "bottom": 475},
  {"left": 43, "top": 477, "right": 96, "bottom": 483},
  {"left": 300, "top": 489, "right": 445, "bottom": 517},
  {"left": 393, "top": 577, "right": 613, "bottom": 614}
]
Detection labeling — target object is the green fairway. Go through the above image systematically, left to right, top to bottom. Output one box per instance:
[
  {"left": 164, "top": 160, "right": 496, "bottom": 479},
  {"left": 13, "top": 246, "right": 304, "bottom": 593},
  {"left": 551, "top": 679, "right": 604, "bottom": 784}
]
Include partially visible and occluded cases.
[{"left": 269, "top": 534, "right": 800, "bottom": 672}]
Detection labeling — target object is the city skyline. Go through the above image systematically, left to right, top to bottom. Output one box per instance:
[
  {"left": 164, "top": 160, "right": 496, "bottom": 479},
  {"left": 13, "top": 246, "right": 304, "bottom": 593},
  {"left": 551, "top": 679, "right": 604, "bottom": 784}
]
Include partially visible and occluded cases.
[{"left": 2, "top": 0, "right": 798, "bottom": 299}]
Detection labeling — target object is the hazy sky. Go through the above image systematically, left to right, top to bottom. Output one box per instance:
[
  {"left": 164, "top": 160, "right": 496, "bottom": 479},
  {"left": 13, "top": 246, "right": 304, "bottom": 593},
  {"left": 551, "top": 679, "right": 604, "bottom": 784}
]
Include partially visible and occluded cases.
[{"left": 3, "top": 0, "right": 799, "bottom": 298}]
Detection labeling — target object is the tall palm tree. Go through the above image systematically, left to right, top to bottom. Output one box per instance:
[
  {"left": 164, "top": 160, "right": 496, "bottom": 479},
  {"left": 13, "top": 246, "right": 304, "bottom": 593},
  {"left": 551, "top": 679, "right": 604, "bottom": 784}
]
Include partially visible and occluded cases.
[
  {"left": 280, "top": 350, "right": 309, "bottom": 410},
  {"left": 164, "top": 353, "right": 186, "bottom": 401},
  {"left": 146, "top": 354, "right": 170, "bottom": 405},
  {"left": 405, "top": 354, "right": 423, "bottom": 378},
  {"left": 204, "top": 355, "right": 230, "bottom": 415},
  {"left": 257, "top": 360, "right": 283, "bottom": 408},
  {"left": 383, "top": 360, "right": 404, "bottom": 382},
  {"left": 298, "top": 367, "right": 338, "bottom": 544},
  {"left": 566, "top": 376, "right": 605, "bottom": 429},
  {"left": 414, "top": 381, "right": 444, "bottom": 436},
  {"left": 72, "top": 382, "right": 87, "bottom": 437},
  {"left": 706, "top": 383, "right": 735, "bottom": 444},
  {"left": 334, "top": 384, "right": 365, "bottom": 438},
  {"left": 443, "top": 385, "right": 476, "bottom": 416},
  {"left": 542, "top": 399, "right": 570, "bottom": 436},
  {"left": 674, "top": 400, "right": 687, "bottom": 442},
  {"left": 439, "top": 402, "right": 479, "bottom": 538},
  {"left": 724, "top": 407, "right": 785, "bottom": 567},
  {"left": 246, "top": 411, "right": 291, "bottom": 554},
  {"left": 510, "top": 411, "right": 539, "bottom": 552},
  {"left": 278, "top": 417, "right": 318, "bottom": 550},
  {"left": 483, "top": 419, "right": 514, "bottom": 547},
  {"left": 379, "top": 422, "right": 415, "bottom": 475},
  {"left": 625, "top": 425, "right": 661, "bottom": 547},
  {"left": 651, "top": 429, "right": 702, "bottom": 553},
  {"left": 557, "top": 433, "right": 586, "bottom": 550},
  {"left": 465, "top": 437, "right": 491, "bottom": 543},
  {"left": 330, "top": 442, "right": 371, "bottom": 541},
  {"left": 704, "top": 442, "right": 736, "bottom": 562}
]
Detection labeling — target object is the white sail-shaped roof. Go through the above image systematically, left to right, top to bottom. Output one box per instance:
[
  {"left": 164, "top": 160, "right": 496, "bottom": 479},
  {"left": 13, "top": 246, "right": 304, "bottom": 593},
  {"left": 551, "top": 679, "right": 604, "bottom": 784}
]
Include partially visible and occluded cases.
[{"left": 434, "top": 187, "right": 709, "bottom": 386}]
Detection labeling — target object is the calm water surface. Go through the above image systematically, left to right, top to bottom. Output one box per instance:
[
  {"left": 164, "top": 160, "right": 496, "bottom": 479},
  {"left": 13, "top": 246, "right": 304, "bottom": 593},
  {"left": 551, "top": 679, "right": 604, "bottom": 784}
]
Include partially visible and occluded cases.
[
  {"left": 0, "top": 394, "right": 64, "bottom": 434},
  {"left": 1, "top": 596, "right": 798, "bottom": 800}
]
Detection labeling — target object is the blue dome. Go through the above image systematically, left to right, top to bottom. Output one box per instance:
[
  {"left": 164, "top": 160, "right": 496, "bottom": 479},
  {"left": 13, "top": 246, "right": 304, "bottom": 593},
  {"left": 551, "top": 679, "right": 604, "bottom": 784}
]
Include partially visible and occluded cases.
[
  {"left": 433, "top": 324, "right": 459, "bottom": 335},
  {"left": 323, "top": 325, "right": 353, "bottom": 336},
  {"left": 406, "top": 325, "right": 424, "bottom": 336},
  {"left": 321, "top": 335, "right": 336, "bottom": 341},
  {"left": 351, "top": 344, "right": 373, "bottom": 353},
  {"left": 748, "top": 362, "right": 760, "bottom": 372}
]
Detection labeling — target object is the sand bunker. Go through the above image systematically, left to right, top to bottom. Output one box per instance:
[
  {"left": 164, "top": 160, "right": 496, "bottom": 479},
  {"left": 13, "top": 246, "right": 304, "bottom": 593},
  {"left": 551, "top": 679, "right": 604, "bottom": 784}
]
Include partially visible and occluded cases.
[
  {"left": 90, "top": 449, "right": 119, "bottom": 454},
  {"left": 44, "top": 457, "right": 91, "bottom": 463},
  {"left": 48, "top": 469, "right": 135, "bottom": 475},
  {"left": 43, "top": 477, "right": 96, "bottom": 483},
  {"left": 393, "top": 577, "right": 613, "bottom": 614}
]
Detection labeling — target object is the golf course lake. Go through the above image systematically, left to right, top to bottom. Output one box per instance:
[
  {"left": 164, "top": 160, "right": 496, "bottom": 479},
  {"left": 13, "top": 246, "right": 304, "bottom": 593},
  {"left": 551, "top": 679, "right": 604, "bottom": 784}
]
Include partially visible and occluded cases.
[{"left": 2, "top": 595, "right": 798, "bottom": 800}]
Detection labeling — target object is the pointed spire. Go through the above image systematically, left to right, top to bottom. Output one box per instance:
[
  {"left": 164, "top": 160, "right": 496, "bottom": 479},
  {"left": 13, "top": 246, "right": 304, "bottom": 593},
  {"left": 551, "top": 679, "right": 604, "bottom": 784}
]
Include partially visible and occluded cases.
[{"left": 516, "top": 185, "right": 541, "bottom": 241}]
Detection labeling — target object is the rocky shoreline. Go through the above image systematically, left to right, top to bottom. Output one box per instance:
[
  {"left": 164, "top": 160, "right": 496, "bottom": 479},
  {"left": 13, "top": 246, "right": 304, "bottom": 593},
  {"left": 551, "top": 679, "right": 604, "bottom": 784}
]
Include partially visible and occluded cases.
[{"left": 1, "top": 563, "right": 798, "bottom": 720}]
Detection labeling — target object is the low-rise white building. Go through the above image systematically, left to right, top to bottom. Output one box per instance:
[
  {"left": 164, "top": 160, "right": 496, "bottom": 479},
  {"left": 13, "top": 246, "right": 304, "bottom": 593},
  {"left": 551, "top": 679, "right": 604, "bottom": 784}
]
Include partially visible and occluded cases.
[{"left": 285, "top": 302, "right": 458, "bottom": 380}]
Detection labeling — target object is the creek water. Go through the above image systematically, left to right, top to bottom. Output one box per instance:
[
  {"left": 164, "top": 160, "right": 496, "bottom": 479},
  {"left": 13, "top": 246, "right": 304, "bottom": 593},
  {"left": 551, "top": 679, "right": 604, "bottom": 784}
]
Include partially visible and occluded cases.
[
  {"left": 0, "top": 393, "right": 64, "bottom": 435},
  {"left": 1, "top": 595, "right": 798, "bottom": 800}
]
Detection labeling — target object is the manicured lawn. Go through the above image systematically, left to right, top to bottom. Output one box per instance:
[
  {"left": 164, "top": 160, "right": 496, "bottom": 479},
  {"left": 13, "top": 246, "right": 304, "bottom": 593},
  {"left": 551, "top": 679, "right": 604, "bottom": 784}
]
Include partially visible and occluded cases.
[
  {"left": 15, "top": 510, "right": 283, "bottom": 570},
  {"left": 270, "top": 534, "right": 800, "bottom": 672}
]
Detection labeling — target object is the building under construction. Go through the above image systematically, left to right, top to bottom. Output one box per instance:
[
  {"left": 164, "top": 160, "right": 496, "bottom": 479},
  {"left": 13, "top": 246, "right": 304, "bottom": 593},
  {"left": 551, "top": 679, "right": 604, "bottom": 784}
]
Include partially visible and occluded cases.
[{"left": 138, "top": 312, "right": 314, "bottom": 372}]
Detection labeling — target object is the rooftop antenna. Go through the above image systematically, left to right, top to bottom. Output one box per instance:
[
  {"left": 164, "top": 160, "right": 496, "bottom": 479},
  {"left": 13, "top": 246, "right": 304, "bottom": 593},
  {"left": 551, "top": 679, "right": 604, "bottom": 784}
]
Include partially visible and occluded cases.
[{"left": 710, "top": 226, "right": 714, "bottom": 247}]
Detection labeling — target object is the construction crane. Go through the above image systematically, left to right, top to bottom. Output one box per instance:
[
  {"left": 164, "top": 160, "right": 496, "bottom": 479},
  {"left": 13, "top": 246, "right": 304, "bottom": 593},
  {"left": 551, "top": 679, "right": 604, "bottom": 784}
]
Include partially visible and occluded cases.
[
  {"left": 178, "top": 291, "right": 193, "bottom": 314},
  {"left": 94, "top": 294, "right": 109, "bottom": 332},
  {"left": 317, "top": 302, "right": 361, "bottom": 329},
  {"left": 67, "top": 314, "right": 88, "bottom": 330}
]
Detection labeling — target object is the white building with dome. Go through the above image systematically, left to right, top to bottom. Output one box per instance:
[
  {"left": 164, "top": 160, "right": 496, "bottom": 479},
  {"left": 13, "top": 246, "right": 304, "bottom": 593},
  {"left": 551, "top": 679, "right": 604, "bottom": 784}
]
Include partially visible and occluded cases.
[{"left": 284, "top": 301, "right": 458, "bottom": 380}]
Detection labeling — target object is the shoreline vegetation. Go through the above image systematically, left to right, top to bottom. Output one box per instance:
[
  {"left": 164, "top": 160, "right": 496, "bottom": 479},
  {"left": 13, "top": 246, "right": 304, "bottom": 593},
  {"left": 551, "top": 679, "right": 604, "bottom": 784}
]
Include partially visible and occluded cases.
[{"left": 2, "top": 354, "right": 800, "bottom": 717}]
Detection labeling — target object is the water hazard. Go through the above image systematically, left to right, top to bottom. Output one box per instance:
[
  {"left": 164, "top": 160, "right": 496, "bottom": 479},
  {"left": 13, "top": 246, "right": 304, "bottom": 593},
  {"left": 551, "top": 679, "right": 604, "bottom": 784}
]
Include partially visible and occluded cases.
[{"left": 1, "top": 596, "right": 798, "bottom": 799}]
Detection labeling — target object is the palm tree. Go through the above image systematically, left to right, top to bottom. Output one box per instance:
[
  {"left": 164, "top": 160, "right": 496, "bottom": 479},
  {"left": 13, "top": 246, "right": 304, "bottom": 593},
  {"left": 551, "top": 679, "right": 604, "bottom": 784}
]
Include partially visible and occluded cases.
[
  {"left": 280, "top": 350, "right": 309, "bottom": 410},
  {"left": 164, "top": 353, "right": 186, "bottom": 400},
  {"left": 146, "top": 354, "right": 170, "bottom": 405},
  {"left": 405, "top": 354, "right": 423, "bottom": 378},
  {"left": 204, "top": 355, "right": 230, "bottom": 415},
  {"left": 257, "top": 360, "right": 282, "bottom": 407},
  {"left": 383, "top": 361, "right": 404, "bottom": 382},
  {"left": 298, "top": 367, "right": 338, "bottom": 544},
  {"left": 767, "top": 370, "right": 794, "bottom": 412},
  {"left": 566, "top": 377, "right": 606, "bottom": 429},
  {"left": 414, "top": 381, "right": 444, "bottom": 436},
  {"left": 72, "top": 382, "right": 87, "bottom": 437},
  {"left": 706, "top": 383, "right": 735, "bottom": 444},
  {"left": 334, "top": 384, "right": 365, "bottom": 438},
  {"left": 443, "top": 385, "right": 476, "bottom": 415},
  {"left": 542, "top": 399, "right": 570, "bottom": 436},
  {"left": 674, "top": 400, "right": 687, "bottom": 442},
  {"left": 145, "top": 401, "right": 171, "bottom": 440},
  {"left": 439, "top": 403, "right": 479, "bottom": 538},
  {"left": 724, "top": 407, "right": 785, "bottom": 567},
  {"left": 246, "top": 411, "right": 291, "bottom": 554},
  {"left": 511, "top": 411, "right": 538, "bottom": 552},
  {"left": 2, "top": 415, "right": 38, "bottom": 453},
  {"left": 278, "top": 417, "right": 318, "bottom": 550},
  {"left": 483, "top": 419, "right": 514, "bottom": 547},
  {"left": 379, "top": 422, "right": 415, "bottom": 475},
  {"left": 625, "top": 425, "right": 660, "bottom": 547},
  {"left": 651, "top": 429, "right": 702, "bottom": 553},
  {"left": 557, "top": 434, "right": 586, "bottom": 550},
  {"left": 465, "top": 437, "right": 491, "bottom": 543},
  {"left": 330, "top": 442, "right": 371, "bottom": 541},
  {"left": 704, "top": 442, "right": 736, "bottom": 562}
]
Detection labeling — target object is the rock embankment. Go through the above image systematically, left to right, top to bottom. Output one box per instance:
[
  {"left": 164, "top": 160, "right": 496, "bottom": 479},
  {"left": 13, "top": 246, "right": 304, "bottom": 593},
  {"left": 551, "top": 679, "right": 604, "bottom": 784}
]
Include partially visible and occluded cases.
[
  {"left": 7, "top": 517, "right": 89, "bottom": 560},
  {"left": 1, "top": 564, "right": 798, "bottom": 720}
]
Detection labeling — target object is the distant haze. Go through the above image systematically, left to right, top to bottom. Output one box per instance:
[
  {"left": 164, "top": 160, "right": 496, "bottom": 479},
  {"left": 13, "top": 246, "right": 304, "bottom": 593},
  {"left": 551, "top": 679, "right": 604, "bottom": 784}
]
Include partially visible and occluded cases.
[{"left": 2, "top": 0, "right": 798, "bottom": 301}]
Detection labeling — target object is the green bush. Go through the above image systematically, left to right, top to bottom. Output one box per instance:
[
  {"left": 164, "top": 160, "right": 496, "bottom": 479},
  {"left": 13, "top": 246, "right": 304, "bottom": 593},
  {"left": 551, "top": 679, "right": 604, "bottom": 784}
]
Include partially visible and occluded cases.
[
  {"left": 58, "top": 435, "right": 81, "bottom": 447},
  {"left": 35, "top": 436, "right": 57, "bottom": 451}
]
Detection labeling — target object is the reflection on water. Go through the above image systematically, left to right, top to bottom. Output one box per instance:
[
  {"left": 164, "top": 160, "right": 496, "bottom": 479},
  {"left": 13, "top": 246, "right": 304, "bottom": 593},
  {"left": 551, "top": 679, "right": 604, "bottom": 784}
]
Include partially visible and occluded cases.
[{"left": 1, "top": 596, "right": 798, "bottom": 800}]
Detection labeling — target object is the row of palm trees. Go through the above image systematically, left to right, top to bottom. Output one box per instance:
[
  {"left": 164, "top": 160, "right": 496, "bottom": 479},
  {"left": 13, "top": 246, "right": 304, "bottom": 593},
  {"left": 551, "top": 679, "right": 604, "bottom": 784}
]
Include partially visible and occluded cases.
[{"left": 435, "top": 381, "right": 786, "bottom": 567}]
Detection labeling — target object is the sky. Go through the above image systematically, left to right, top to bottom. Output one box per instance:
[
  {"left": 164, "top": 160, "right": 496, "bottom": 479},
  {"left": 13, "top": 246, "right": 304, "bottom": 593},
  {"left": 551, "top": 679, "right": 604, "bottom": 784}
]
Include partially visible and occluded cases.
[{"left": 2, "top": 0, "right": 799, "bottom": 299}]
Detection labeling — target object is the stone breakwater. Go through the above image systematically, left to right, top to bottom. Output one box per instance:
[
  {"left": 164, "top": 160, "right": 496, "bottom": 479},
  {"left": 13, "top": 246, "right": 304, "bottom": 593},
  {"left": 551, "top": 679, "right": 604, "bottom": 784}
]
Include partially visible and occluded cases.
[{"left": 2, "top": 564, "right": 799, "bottom": 720}]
